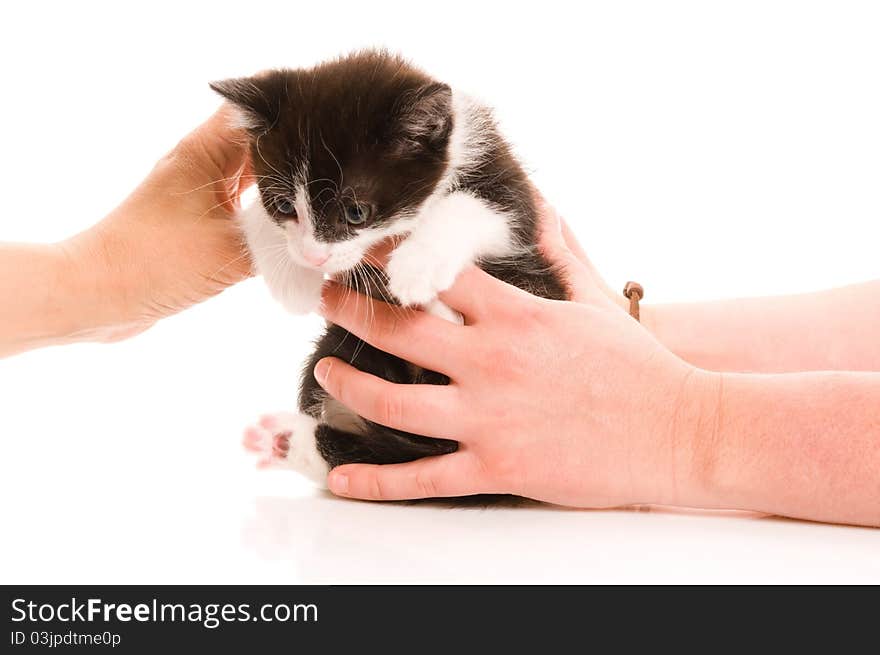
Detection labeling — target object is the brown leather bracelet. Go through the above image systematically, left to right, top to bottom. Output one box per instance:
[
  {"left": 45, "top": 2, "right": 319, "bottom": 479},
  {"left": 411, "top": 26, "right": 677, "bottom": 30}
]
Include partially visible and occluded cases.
[{"left": 623, "top": 281, "right": 644, "bottom": 322}]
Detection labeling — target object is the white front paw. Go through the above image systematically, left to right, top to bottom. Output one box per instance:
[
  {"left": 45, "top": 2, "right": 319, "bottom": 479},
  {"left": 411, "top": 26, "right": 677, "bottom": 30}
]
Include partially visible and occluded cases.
[
  {"left": 387, "top": 244, "right": 461, "bottom": 307},
  {"left": 267, "top": 265, "right": 325, "bottom": 315},
  {"left": 273, "top": 278, "right": 323, "bottom": 315}
]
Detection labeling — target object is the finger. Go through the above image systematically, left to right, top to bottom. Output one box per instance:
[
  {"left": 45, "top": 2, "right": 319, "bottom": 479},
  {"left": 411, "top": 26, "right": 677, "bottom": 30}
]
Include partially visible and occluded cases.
[
  {"left": 188, "top": 104, "right": 250, "bottom": 175},
  {"left": 236, "top": 153, "right": 256, "bottom": 194},
  {"left": 226, "top": 156, "right": 254, "bottom": 211},
  {"left": 535, "top": 192, "right": 592, "bottom": 269},
  {"left": 534, "top": 195, "right": 568, "bottom": 256},
  {"left": 534, "top": 199, "right": 590, "bottom": 288},
  {"left": 533, "top": 200, "right": 617, "bottom": 307},
  {"left": 558, "top": 217, "right": 621, "bottom": 305},
  {"left": 559, "top": 217, "right": 590, "bottom": 267},
  {"left": 554, "top": 249, "right": 607, "bottom": 306},
  {"left": 437, "top": 265, "right": 527, "bottom": 320},
  {"left": 320, "top": 281, "right": 463, "bottom": 374},
  {"left": 314, "top": 357, "right": 466, "bottom": 439},
  {"left": 327, "top": 452, "right": 487, "bottom": 501}
]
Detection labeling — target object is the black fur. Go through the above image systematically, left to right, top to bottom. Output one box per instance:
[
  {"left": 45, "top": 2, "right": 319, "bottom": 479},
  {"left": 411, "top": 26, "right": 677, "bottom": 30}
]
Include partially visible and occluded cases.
[{"left": 213, "top": 51, "right": 566, "bottom": 475}]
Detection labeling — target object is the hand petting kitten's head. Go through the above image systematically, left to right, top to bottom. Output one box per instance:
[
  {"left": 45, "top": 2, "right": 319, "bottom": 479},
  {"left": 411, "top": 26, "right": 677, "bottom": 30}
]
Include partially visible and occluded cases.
[{"left": 211, "top": 50, "right": 453, "bottom": 275}]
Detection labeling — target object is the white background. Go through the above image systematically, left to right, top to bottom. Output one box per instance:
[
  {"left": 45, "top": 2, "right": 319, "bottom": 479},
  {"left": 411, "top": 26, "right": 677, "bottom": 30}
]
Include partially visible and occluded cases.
[{"left": 1, "top": 1, "right": 878, "bottom": 583}]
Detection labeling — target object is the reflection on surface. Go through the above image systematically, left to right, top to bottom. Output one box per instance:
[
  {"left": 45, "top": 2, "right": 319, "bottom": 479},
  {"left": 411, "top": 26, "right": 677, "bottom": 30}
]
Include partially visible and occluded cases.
[{"left": 241, "top": 493, "right": 879, "bottom": 584}]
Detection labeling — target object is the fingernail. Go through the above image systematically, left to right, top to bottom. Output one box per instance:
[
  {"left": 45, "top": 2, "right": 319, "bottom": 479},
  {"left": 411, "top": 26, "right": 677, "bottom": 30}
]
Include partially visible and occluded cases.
[
  {"left": 314, "top": 359, "right": 331, "bottom": 384},
  {"left": 329, "top": 471, "right": 349, "bottom": 494}
]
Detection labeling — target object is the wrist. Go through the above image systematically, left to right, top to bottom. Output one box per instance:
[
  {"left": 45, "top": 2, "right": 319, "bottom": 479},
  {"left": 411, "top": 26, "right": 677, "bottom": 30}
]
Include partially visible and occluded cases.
[
  {"left": 56, "top": 222, "right": 149, "bottom": 344},
  {"left": 0, "top": 243, "right": 69, "bottom": 355},
  {"left": 637, "top": 302, "right": 657, "bottom": 335},
  {"left": 638, "top": 303, "right": 671, "bottom": 352},
  {"left": 639, "top": 303, "right": 717, "bottom": 373},
  {"left": 659, "top": 364, "right": 725, "bottom": 508}
]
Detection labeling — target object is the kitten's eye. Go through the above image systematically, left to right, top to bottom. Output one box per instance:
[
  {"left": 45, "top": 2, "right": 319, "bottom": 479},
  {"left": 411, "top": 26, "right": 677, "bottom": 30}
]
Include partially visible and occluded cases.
[
  {"left": 274, "top": 197, "right": 297, "bottom": 217},
  {"left": 344, "top": 202, "right": 372, "bottom": 225}
]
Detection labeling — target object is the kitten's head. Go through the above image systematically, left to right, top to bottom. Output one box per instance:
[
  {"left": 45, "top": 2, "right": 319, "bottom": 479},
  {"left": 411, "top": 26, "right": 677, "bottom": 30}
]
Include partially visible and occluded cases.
[{"left": 211, "top": 51, "right": 453, "bottom": 274}]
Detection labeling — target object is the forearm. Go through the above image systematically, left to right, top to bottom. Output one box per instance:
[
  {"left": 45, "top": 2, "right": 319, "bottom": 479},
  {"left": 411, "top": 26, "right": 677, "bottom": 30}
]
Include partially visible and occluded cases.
[
  {"left": 0, "top": 240, "right": 126, "bottom": 358},
  {"left": 0, "top": 243, "right": 68, "bottom": 356},
  {"left": 642, "top": 280, "right": 880, "bottom": 373},
  {"left": 684, "top": 370, "right": 880, "bottom": 526}
]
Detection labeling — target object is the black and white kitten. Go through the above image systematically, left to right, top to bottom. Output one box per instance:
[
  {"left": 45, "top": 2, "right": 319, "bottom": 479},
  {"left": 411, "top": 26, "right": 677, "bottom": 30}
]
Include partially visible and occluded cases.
[{"left": 212, "top": 51, "right": 566, "bottom": 488}]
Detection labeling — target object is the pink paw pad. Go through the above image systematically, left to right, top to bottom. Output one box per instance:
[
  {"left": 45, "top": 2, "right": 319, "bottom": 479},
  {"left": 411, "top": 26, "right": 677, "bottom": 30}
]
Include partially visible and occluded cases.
[
  {"left": 258, "top": 415, "right": 279, "bottom": 431},
  {"left": 242, "top": 416, "right": 294, "bottom": 469}
]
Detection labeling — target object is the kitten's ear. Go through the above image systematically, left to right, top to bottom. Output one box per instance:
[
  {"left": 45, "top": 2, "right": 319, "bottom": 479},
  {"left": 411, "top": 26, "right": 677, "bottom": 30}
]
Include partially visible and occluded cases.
[
  {"left": 209, "top": 75, "right": 278, "bottom": 132},
  {"left": 394, "top": 82, "right": 453, "bottom": 153}
]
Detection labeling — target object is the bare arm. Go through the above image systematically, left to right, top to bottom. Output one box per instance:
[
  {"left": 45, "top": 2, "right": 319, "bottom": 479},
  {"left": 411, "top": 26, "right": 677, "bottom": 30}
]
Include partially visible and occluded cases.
[
  {"left": 0, "top": 107, "right": 252, "bottom": 359},
  {"left": 547, "top": 203, "right": 880, "bottom": 373},
  {"left": 0, "top": 242, "right": 140, "bottom": 357},
  {"left": 0, "top": 244, "right": 83, "bottom": 357},
  {"left": 643, "top": 281, "right": 880, "bottom": 373},
  {"left": 690, "top": 370, "right": 880, "bottom": 526}
]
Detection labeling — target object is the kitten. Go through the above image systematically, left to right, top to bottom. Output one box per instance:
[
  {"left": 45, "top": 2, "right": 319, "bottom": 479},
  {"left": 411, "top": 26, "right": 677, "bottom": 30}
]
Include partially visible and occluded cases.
[{"left": 212, "top": 51, "right": 566, "bottom": 489}]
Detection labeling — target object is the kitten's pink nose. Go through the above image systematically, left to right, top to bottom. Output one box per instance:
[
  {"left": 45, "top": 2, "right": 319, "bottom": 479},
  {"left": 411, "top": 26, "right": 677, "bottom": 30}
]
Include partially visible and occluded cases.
[{"left": 303, "top": 250, "right": 330, "bottom": 267}]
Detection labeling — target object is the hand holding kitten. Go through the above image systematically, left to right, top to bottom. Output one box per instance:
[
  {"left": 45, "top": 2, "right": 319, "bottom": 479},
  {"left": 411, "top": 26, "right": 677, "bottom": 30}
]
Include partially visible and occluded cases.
[
  {"left": 313, "top": 204, "right": 714, "bottom": 507},
  {"left": 314, "top": 206, "right": 880, "bottom": 527},
  {"left": 314, "top": 255, "right": 713, "bottom": 508}
]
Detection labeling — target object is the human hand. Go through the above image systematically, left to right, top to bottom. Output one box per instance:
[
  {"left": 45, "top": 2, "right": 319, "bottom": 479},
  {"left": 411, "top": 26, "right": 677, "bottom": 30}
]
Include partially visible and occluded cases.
[
  {"left": 60, "top": 106, "right": 253, "bottom": 342},
  {"left": 534, "top": 196, "right": 627, "bottom": 309},
  {"left": 312, "top": 261, "right": 719, "bottom": 507}
]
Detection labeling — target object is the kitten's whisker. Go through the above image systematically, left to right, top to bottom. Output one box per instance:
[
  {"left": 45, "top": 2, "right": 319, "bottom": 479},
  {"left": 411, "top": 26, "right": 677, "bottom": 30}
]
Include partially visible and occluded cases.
[
  {"left": 254, "top": 132, "right": 289, "bottom": 183},
  {"left": 319, "top": 133, "right": 345, "bottom": 189},
  {"left": 172, "top": 175, "right": 248, "bottom": 196},
  {"left": 304, "top": 177, "right": 340, "bottom": 191},
  {"left": 312, "top": 186, "right": 336, "bottom": 207},
  {"left": 195, "top": 195, "right": 240, "bottom": 221},
  {"left": 206, "top": 239, "right": 292, "bottom": 282},
  {"left": 246, "top": 243, "right": 289, "bottom": 254},
  {"left": 264, "top": 246, "right": 295, "bottom": 290},
  {"left": 205, "top": 247, "right": 253, "bottom": 281},
  {"left": 360, "top": 254, "right": 410, "bottom": 322},
  {"left": 350, "top": 264, "right": 371, "bottom": 363},
  {"left": 351, "top": 264, "right": 366, "bottom": 363},
  {"left": 331, "top": 268, "right": 357, "bottom": 357}
]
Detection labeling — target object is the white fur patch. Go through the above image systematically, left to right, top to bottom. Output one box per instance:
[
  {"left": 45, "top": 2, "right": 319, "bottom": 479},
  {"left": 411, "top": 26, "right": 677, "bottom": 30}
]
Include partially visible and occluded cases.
[
  {"left": 379, "top": 90, "right": 514, "bottom": 307},
  {"left": 443, "top": 91, "right": 496, "bottom": 190},
  {"left": 225, "top": 104, "right": 263, "bottom": 132},
  {"left": 387, "top": 191, "right": 513, "bottom": 306},
  {"left": 237, "top": 201, "right": 325, "bottom": 314},
  {"left": 425, "top": 299, "right": 464, "bottom": 325},
  {"left": 321, "top": 397, "right": 368, "bottom": 435},
  {"left": 274, "top": 412, "right": 331, "bottom": 486}
]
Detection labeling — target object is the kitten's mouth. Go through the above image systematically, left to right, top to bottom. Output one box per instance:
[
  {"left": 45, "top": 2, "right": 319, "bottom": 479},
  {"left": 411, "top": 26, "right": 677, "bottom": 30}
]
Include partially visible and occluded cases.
[
  {"left": 286, "top": 246, "right": 332, "bottom": 273},
  {"left": 295, "top": 257, "right": 351, "bottom": 278}
]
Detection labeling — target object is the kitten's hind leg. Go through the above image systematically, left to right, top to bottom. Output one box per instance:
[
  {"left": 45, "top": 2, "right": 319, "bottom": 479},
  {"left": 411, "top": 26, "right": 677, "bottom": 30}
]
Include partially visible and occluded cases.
[
  {"left": 242, "top": 412, "right": 330, "bottom": 485},
  {"left": 315, "top": 422, "right": 458, "bottom": 468}
]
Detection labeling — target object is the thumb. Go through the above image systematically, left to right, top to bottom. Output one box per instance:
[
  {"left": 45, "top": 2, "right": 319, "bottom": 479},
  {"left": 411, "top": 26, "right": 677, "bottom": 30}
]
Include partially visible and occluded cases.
[
  {"left": 535, "top": 198, "right": 614, "bottom": 307},
  {"left": 327, "top": 452, "right": 487, "bottom": 501}
]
